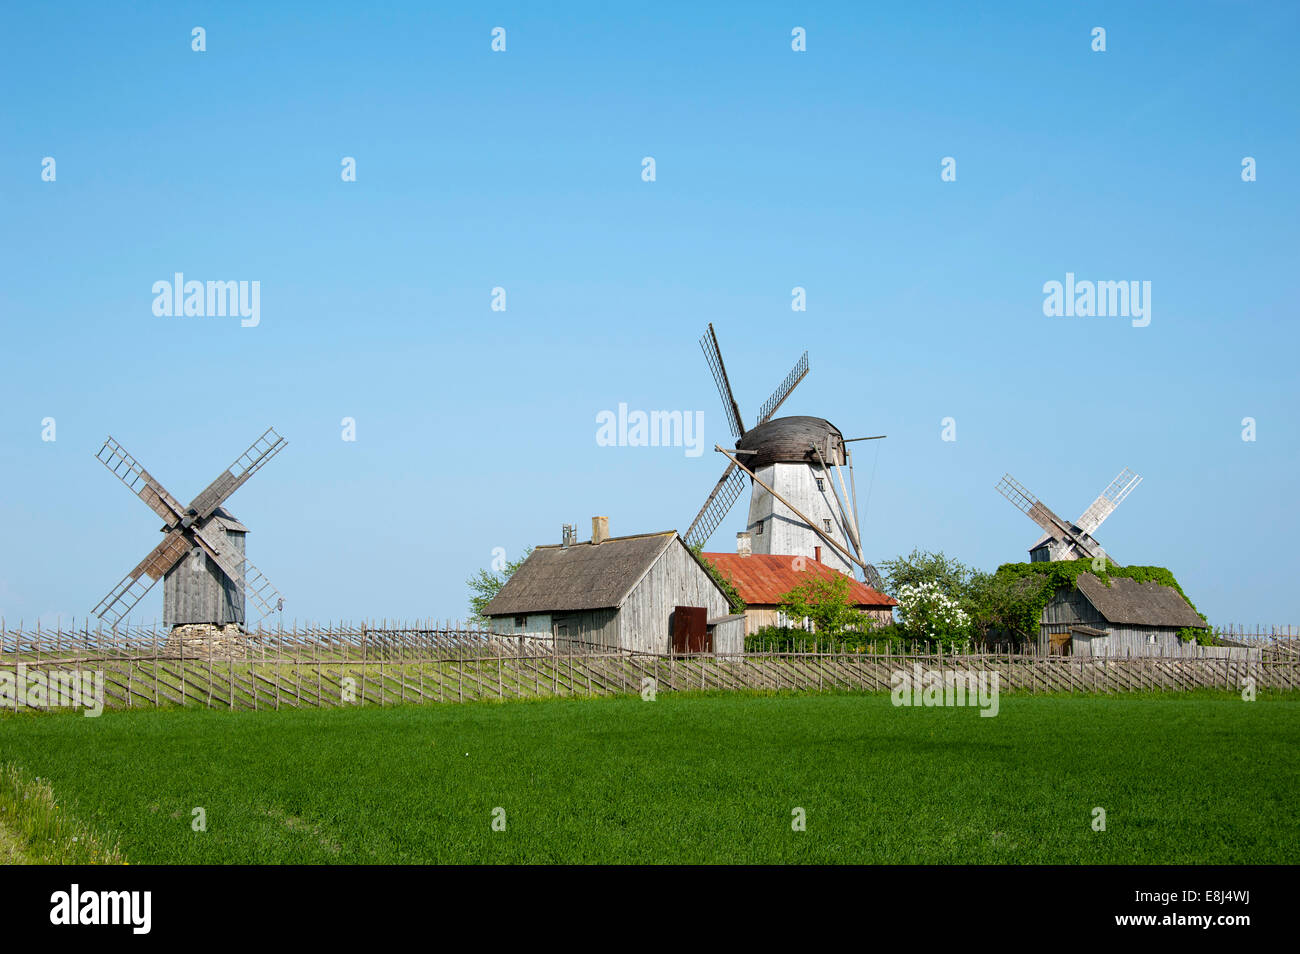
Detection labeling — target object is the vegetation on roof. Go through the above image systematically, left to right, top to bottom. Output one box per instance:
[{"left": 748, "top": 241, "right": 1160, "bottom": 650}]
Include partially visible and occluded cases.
[
  {"left": 692, "top": 545, "right": 746, "bottom": 613},
  {"left": 876, "top": 549, "right": 1213, "bottom": 645},
  {"left": 989, "top": 559, "right": 1212, "bottom": 644}
]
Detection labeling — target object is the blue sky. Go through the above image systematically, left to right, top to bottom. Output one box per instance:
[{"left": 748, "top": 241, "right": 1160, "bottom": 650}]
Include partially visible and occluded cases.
[{"left": 1, "top": 1, "right": 1296, "bottom": 628}]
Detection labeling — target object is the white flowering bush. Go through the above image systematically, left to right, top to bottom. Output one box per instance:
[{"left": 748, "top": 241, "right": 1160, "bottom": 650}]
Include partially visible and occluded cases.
[{"left": 895, "top": 581, "right": 972, "bottom": 643}]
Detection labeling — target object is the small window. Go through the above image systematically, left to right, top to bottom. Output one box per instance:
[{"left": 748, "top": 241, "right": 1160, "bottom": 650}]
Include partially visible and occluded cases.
[
  {"left": 816, "top": 478, "right": 825, "bottom": 491},
  {"left": 823, "top": 519, "right": 832, "bottom": 532},
  {"left": 755, "top": 522, "right": 763, "bottom": 535},
  {"left": 514, "top": 616, "right": 527, "bottom": 628},
  {"left": 1147, "top": 633, "right": 1158, "bottom": 644}
]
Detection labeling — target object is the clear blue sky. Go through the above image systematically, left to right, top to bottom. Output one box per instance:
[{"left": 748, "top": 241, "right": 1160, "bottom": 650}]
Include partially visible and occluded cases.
[{"left": 1, "top": 1, "right": 1296, "bottom": 628}]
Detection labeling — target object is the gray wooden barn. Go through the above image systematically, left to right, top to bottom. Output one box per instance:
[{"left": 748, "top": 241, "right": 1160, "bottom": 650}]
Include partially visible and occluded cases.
[
  {"left": 483, "top": 519, "right": 743, "bottom": 654},
  {"left": 1039, "top": 573, "right": 1208, "bottom": 656}
]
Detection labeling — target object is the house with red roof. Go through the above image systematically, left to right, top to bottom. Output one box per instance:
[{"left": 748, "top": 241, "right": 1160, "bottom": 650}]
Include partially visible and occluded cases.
[{"left": 702, "top": 538, "right": 897, "bottom": 635}]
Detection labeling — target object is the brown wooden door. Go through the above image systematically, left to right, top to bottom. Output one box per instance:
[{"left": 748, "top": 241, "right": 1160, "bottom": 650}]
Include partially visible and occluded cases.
[{"left": 671, "top": 606, "right": 710, "bottom": 653}]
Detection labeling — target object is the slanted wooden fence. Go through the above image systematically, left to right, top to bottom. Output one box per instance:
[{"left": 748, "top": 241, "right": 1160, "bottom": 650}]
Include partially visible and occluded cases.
[{"left": 1, "top": 621, "right": 1296, "bottom": 714}]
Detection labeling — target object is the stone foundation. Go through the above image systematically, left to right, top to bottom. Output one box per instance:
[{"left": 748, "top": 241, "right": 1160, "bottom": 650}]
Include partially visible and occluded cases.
[{"left": 163, "top": 623, "right": 249, "bottom": 659}]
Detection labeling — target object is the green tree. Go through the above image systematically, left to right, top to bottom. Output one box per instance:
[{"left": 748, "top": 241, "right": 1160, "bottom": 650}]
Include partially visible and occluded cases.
[
  {"left": 466, "top": 547, "right": 533, "bottom": 622},
  {"left": 877, "top": 548, "right": 973, "bottom": 601},
  {"left": 963, "top": 569, "right": 1042, "bottom": 643},
  {"left": 778, "top": 572, "right": 871, "bottom": 641}
]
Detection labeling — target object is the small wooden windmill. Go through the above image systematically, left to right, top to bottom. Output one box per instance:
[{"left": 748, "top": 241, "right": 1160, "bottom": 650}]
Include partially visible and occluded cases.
[
  {"left": 685, "top": 324, "right": 885, "bottom": 583},
  {"left": 92, "top": 428, "right": 287, "bottom": 628},
  {"left": 995, "top": 468, "right": 1142, "bottom": 563}
]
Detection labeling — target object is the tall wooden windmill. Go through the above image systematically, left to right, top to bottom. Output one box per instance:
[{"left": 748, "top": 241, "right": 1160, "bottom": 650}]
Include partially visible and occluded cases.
[
  {"left": 685, "top": 324, "right": 884, "bottom": 582},
  {"left": 92, "top": 428, "right": 287, "bottom": 628},
  {"left": 995, "top": 468, "right": 1142, "bottom": 563}
]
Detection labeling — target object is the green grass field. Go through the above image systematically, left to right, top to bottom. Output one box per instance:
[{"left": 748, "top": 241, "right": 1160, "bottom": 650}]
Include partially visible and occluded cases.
[{"left": 0, "top": 691, "right": 1296, "bottom": 864}]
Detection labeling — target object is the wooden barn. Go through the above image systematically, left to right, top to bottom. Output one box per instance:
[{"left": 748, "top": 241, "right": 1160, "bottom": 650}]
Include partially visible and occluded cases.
[
  {"left": 483, "top": 518, "right": 744, "bottom": 654},
  {"left": 702, "top": 534, "right": 897, "bottom": 635},
  {"left": 1039, "top": 573, "right": 1208, "bottom": 656}
]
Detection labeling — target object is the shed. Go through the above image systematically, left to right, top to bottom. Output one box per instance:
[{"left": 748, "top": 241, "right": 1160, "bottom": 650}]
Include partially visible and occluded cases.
[
  {"left": 483, "top": 521, "right": 738, "bottom": 654},
  {"left": 700, "top": 550, "right": 897, "bottom": 635},
  {"left": 1040, "top": 573, "right": 1207, "bottom": 655}
]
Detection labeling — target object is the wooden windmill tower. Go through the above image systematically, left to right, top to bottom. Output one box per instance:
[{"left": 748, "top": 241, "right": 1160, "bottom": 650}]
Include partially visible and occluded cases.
[
  {"left": 684, "top": 324, "right": 884, "bottom": 583},
  {"left": 91, "top": 428, "right": 287, "bottom": 629},
  {"left": 995, "top": 468, "right": 1142, "bottom": 563}
]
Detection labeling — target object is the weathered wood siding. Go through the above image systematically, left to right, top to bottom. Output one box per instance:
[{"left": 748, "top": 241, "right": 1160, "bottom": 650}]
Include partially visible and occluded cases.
[
  {"left": 163, "top": 528, "right": 246, "bottom": 626},
  {"left": 617, "top": 541, "right": 731, "bottom": 653},
  {"left": 1042, "top": 587, "right": 1212, "bottom": 656},
  {"left": 1040, "top": 588, "right": 1105, "bottom": 652},
  {"left": 552, "top": 609, "right": 619, "bottom": 651},
  {"left": 489, "top": 613, "right": 552, "bottom": 639},
  {"left": 710, "top": 615, "right": 746, "bottom": 655}
]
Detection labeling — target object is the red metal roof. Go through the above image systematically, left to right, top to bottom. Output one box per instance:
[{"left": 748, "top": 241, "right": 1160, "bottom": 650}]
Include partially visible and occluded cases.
[{"left": 701, "top": 552, "right": 898, "bottom": 607}]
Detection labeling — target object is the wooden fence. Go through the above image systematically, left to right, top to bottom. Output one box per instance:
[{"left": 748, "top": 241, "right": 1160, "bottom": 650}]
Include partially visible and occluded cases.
[{"left": 1, "top": 622, "right": 1297, "bottom": 714}]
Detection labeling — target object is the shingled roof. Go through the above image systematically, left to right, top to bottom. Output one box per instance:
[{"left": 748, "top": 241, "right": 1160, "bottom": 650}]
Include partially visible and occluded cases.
[
  {"left": 483, "top": 531, "right": 682, "bottom": 616},
  {"left": 701, "top": 553, "right": 897, "bottom": 607},
  {"left": 1075, "top": 573, "right": 1206, "bottom": 628}
]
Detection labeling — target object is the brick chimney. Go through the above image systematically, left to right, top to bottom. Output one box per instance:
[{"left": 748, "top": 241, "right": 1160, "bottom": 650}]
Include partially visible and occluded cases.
[
  {"left": 592, "top": 516, "right": 610, "bottom": 545},
  {"left": 736, "top": 532, "right": 752, "bottom": 557},
  {"left": 814, "top": 545, "right": 822, "bottom": 563}
]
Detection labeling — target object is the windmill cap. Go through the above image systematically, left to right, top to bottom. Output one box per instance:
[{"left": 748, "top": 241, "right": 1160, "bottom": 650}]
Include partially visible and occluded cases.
[{"left": 736, "top": 416, "right": 844, "bottom": 467}]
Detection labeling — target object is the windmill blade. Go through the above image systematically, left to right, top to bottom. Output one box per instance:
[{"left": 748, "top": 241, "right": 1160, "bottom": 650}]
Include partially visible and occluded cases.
[
  {"left": 700, "top": 324, "right": 746, "bottom": 438},
  {"left": 756, "top": 351, "right": 809, "bottom": 425},
  {"left": 186, "top": 427, "right": 288, "bottom": 521},
  {"left": 95, "top": 437, "right": 187, "bottom": 525},
  {"left": 684, "top": 462, "right": 748, "bottom": 549},
  {"left": 1075, "top": 468, "right": 1142, "bottom": 536},
  {"left": 996, "top": 474, "right": 1104, "bottom": 560},
  {"left": 192, "top": 522, "right": 283, "bottom": 620},
  {"left": 92, "top": 529, "right": 192, "bottom": 627},
  {"left": 864, "top": 564, "right": 885, "bottom": 592}
]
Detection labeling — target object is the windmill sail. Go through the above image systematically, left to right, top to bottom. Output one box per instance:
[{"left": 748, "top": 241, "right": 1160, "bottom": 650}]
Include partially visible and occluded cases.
[
  {"left": 701, "top": 324, "right": 746, "bottom": 438},
  {"left": 757, "top": 351, "right": 809, "bottom": 425},
  {"left": 186, "top": 427, "right": 288, "bottom": 521},
  {"left": 95, "top": 437, "right": 188, "bottom": 525},
  {"left": 684, "top": 462, "right": 748, "bottom": 549},
  {"left": 1075, "top": 468, "right": 1142, "bottom": 536},
  {"left": 91, "top": 529, "right": 192, "bottom": 626}
]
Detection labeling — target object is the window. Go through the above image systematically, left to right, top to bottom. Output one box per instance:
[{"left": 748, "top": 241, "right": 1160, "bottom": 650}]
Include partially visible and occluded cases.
[
  {"left": 816, "top": 478, "right": 825, "bottom": 491},
  {"left": 823, "top": 519, "right": 833, "bottom": 532},
  {"left": 755, "top": 522, "right": 763, "bottom": 535},
  {"left": 514, "top": 616, "right": 527, "bottom": 628},
  {"left": 1147, "top": 633, "right": 1158, "bottom": 644}
]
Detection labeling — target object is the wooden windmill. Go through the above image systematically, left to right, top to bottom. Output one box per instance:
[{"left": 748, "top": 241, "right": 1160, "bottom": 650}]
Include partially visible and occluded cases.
[
  {"left": 685, "top": 324, "right": 884, "bottom": 583},
  {"left": 92, "top": 428, "right": 287, "bottom": 628},
  {"left": 995, "top": 468, "right": 1142, "bottom": 563}
]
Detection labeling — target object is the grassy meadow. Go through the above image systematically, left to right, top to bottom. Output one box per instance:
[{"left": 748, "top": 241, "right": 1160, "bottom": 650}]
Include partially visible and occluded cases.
[{"left": 0, "top": 691, "right": 1296, "bottom": 864}]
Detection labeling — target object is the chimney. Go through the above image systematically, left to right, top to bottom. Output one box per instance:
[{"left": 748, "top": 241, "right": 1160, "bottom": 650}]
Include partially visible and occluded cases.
[
  {"left": 592, "top": 515, "right": 610, "bottom": 545},
  {"left": 736, "top": 532, "right": 752, "bottom": 557},
  {"left": 814, "top": 545, "right": 822, "bottom": 563}
]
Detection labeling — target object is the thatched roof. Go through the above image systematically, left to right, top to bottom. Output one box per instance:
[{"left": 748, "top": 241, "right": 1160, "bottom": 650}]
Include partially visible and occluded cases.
[
  {"left": 483, "top": 531, "right": 679, "bottom": 616},
  {"left": 1076, "top": 574, "right": 1205, "bottom": 629}
]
